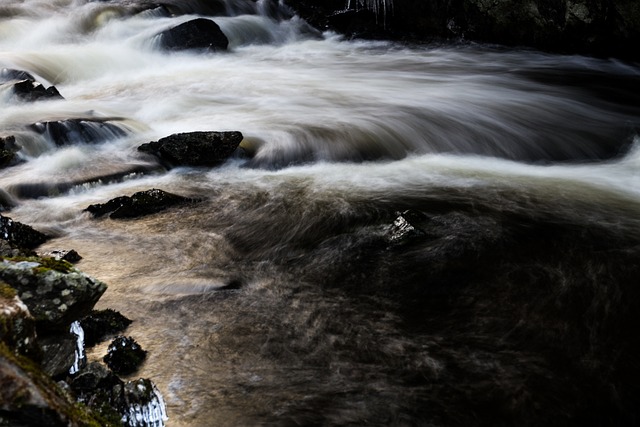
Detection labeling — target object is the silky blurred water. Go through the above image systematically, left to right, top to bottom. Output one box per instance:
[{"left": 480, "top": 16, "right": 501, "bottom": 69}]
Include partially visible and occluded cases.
[{"left": 1, "top": 0, "right": 640, "bottom": 425}]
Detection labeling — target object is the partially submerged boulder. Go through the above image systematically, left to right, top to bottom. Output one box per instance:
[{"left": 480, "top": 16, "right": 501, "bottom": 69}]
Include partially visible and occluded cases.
[
  {"left": 156, "top": 18, "right": 229, "bottom": 52},
  {"left": 0, "top": 68, "right": 63, "bottom": 102},
  {"left": 11, "top": 79, "right": 64, "bottom": 102},
  {"left": 28, "top": 118, "right": 131, "bottom": 146},
  {"left": 138, "top": 131, "right": 243, "bottom": 167},
  {"left": 0, "top": 135, "right": 22, "bottom": 169},
  {"left": 84, "top": 188, "right": 200, "bottom": 219},
  {"left": 0, "top": 214, "right": 50, "bottom": 250},
  {"left": 0, "top": 257, "right": 107, "bottom": 332},
  {"left": 81, "top": 309, "right": 132, "bottom": 348},
  {"left": 103, "top": 336, "right": 147, "bottom": 375}
]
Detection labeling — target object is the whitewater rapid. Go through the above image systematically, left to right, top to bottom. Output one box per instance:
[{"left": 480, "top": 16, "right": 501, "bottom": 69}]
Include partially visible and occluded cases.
[{"left": 2, "top": 0, "right": 640, "bottom": 426}]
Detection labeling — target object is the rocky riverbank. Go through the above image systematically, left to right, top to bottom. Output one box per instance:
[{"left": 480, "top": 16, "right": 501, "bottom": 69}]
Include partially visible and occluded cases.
[
  {"left": 285, "top": 0, "right": 640, "bottom": 61},
  {"left": 0, "top": 214, "right": 167, "bottom": 426}
]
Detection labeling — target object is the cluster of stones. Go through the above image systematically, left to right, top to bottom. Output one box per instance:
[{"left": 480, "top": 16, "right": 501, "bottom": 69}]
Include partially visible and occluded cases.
[{"left": 0, "top": 215, "right": 165, "bottom": 426}]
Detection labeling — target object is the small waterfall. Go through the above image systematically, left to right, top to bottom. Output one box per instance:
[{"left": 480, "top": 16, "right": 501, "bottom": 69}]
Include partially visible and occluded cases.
[
  {"left": 69, "top": 320, "right": 86, "bottom": 375},
  {"left": 122, "top": 379, "right": 169, "bottom": 427}
]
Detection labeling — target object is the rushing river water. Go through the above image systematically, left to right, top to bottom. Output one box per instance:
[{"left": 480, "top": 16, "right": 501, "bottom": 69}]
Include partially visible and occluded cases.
[{"left": 2, "top": 1, "right": 640, "bottom": 426}]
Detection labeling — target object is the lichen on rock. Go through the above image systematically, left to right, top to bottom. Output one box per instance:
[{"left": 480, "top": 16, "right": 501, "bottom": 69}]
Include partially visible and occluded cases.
[{"left": 0, "top": 257, "right": 107, "bottom": 331}]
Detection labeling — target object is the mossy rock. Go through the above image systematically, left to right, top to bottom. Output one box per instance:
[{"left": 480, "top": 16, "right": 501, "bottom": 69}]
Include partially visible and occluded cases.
[
  {"left": 0, "top": 257, "right": 107, "bottom": 332},
  {"left": 0, "top": 342, "right": 111, "bottom": 427}
]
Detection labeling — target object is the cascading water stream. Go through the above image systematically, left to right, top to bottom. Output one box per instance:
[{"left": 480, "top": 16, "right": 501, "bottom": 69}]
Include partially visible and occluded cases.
[{"left": 1, "top": 0, "right": 640, "bottom": 426}]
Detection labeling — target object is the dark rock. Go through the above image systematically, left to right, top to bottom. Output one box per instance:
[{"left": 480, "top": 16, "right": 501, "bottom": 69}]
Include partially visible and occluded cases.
[
  {"left": 286, "top": 0, "right": 640, "bottom": 60},
  {"left": 156, "top": 18, "right": 229, "bottom": 52},
  {"left": 0, "top": 68, "right": 36, "bottom": 83},
  {"left": 1, "top": 68, "right": 64, "bottom": 102},
  {"left": 11, "top": 79, "right": 64, "bottom": 102},
  {"left": 27, "top": 118, "right": 131, "bottom": 146},
  {"left": 138, "top": 130, "right": 243, "bottom": 167},
  {"left": 0, "top": 135, "right": 22, "bottom": 169},
  {"left": 85, "top": 188, "right": 200, "bottom": 219},
  {"left": 0, "top": 214, "right": 50, "bottom": 250},
  {"left": 0, "top": 240, "right": 35, "bottom": 258},
  {"left": 40, "top": 249, "right": 83, "bottom": 264},
  {"left": 0, "top": 257, "right": 107, "bottom": 332},
  {"left": 0, "top": 282, "right": 39, "bottom": 359},
  {"left": 80, "top": 309, "right": 132, "bottom": 348},
  {"left": 39, "top": 333, "right": 77, "bottom": 379},
  {"left": 103, "top": 336, "right": 147, "bottom": 375},
  {"left": 0, "top": 343, "right": 104, "bottom": 426},
  {"left": 70, "top": 361, "right": 119, "bottom": 393},
  {"left": 69, "top": 362, "right": 126, "bottom": 425},
  {"left": 121, "top": 378, "right": 167, "bottom": 426}
]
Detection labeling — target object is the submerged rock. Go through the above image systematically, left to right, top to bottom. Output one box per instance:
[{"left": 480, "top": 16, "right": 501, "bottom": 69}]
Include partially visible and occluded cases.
[
  {"left": 156, "top": 18, "right": 229, "bottom": 52},
  {"left": 28, "top": 118, "right": 131, "bottom": 146},
  {"left": 138, "top": 130, "right": 243, "bottom": 168},
  {"left": 85, "top": 188, "right": 200, "bottom": 219},
  {"left": 0, "top": 214, "right": 50, "bottom": 250},
  {"left": 0, "top": 257, "right": 107, "bottom": 332},
  {"left": 81, "top": 309, "right": 132, "bottom": 348},
  {"left": 103, "top": 336, "right": 147, "bottom": 375}
]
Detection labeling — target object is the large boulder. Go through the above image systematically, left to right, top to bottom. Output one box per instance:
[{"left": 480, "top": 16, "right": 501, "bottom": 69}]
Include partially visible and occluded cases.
[
  {"left": 156, "top": 18, "right": 229, "bottom": 52},
  {"left": 138, "top": 131, "right": 243, "bottom": 167},
  {"left": 84, "top": 188, "right": 200, "bottom": 219},
  {"left": 0, "top": 257, "right": 107, "bottom": 332}
]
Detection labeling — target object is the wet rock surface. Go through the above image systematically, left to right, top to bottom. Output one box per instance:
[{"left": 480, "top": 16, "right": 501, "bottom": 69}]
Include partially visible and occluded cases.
[
  {"left": 286, "top": 0, "right": 640, "bottom": 60},
  {"left": 156, "top": 18, "right": 229, "bottom": 52},
  {"left": 0, "top": 68, "right": 63, "bottom": 102},
  {"left": 28, "top": 118, "right": 131, "bottom": 146},
  {"left": 138, "top": 130, "right": 243, "bottom": 167},
  {"left": 0, "top": 135, "right": 22, "bottom": 169},
  {"left": 85, "top": 188, "right": 200, "bottom": 219},
  {"left": 0, "top": 214, "right": 50, "bottom": 250},
  {"left": 0, "top": 257, "right": 107, "bottom": 332},
  {"left": 0, "top": 282, "right": 39, "bottom": 359},
  {"left": 81, "top": 309, "right": 132, "bottom": 348},
  {"left": 103, "top": 336, "right": 147, "bottom": 375}
]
